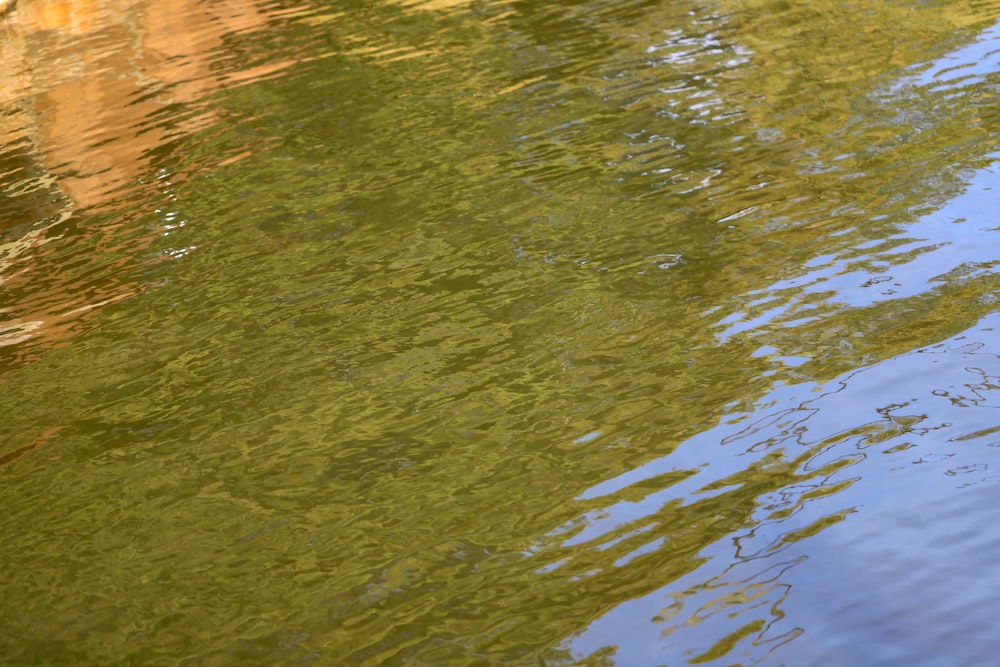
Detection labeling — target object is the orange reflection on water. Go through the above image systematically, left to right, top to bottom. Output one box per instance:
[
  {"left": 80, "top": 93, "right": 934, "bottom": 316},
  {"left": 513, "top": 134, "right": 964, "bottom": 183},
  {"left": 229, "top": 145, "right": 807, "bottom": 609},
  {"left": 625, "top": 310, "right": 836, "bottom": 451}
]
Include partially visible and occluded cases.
[
  {"left": 0, "top": 0, "right": 297, "bottom": 465},
  {"left": 14, "top": 0, "right": 294, "bottom": 209}
]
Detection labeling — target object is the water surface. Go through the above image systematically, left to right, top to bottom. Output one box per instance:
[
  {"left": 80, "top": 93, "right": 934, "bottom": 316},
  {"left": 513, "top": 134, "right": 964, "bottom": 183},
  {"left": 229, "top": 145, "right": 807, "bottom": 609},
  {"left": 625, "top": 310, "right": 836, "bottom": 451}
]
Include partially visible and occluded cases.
[{"left": 4, "top": 0, "right": 1000, "bottom": 664}]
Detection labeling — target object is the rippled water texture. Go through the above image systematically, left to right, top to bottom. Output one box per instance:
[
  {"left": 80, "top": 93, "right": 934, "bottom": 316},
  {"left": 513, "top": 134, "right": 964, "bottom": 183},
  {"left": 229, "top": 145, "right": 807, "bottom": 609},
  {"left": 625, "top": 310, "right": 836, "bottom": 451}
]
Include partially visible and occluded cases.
[{"left": 5, "top": 0, "right": 1000, "bottom": 664}]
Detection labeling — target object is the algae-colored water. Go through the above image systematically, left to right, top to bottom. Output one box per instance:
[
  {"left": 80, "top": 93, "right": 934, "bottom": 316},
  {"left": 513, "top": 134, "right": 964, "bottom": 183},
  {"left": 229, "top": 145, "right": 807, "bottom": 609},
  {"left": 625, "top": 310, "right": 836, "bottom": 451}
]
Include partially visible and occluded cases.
[{"left": 4, "top": 0, "right": 1000, "bottom": 664}]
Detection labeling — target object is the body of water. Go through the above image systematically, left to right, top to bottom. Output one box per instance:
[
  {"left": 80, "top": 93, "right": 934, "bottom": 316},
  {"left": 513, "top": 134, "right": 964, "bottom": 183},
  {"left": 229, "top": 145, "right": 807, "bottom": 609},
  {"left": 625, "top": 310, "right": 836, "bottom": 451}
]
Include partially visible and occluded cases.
[{"left": 3, "top": 0, "right": 1000, "bottom": 664}]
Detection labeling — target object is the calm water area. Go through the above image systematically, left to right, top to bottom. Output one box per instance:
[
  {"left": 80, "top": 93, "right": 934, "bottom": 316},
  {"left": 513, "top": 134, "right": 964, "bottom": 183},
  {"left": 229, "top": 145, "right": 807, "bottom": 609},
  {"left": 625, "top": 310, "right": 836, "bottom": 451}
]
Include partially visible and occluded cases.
[{"left": 4, "top": 0, "right": 1000, "bottom": 664}]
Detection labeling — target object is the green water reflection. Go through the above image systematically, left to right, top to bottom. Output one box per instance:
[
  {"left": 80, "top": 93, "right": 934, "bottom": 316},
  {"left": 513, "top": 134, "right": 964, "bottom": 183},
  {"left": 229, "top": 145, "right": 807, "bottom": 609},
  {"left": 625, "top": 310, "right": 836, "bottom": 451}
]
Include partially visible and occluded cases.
[{"left": 5, "top": 0, "right": 1000, "bottom": 664}]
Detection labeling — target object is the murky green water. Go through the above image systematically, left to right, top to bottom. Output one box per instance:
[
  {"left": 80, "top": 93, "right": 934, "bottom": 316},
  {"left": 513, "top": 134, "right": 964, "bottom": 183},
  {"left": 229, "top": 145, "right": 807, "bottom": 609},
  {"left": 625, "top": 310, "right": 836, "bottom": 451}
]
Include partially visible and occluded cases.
[{"left": 4, "top": 0, "right": 1000, "bottom": 663}]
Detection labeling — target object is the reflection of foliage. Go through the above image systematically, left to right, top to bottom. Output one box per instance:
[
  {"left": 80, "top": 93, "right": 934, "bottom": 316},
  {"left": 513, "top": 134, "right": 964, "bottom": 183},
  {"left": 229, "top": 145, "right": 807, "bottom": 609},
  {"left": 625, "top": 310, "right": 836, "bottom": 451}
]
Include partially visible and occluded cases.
[{"left": 4, "top": 0, "right": 1000, "bottom": 664}]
